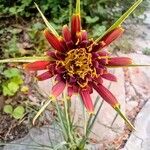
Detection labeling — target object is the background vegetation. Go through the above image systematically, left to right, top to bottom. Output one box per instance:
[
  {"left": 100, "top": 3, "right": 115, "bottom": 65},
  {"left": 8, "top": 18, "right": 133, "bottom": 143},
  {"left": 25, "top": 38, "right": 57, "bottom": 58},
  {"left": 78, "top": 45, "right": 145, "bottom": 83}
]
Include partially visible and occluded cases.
[{"left": 0, "top": 0, "right": 149, "bottom": 32}]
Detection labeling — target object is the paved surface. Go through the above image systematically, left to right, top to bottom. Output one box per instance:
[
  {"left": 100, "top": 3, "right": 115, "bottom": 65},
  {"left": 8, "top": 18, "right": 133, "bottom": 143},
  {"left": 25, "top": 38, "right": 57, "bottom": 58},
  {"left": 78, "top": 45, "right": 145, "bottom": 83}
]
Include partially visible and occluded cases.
[
  {"left": 123, "top": 100, "right": 150, "bottom": 150},
  {"left": 3, "top": 124, "right": 64, "bottom": 150}
]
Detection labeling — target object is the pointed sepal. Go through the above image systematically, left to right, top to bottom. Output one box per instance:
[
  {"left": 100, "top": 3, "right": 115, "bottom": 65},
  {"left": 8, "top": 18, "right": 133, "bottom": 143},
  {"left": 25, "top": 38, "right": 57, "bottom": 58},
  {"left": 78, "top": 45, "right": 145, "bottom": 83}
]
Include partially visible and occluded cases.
[
  {"left": 76, "top": 0, "right": 80, "bottom": 15},
  {"left": 96, "top": 0, "right": 143, "bottom": 42},
  {"left": 34, "top": 3, "right": 59, "bottom": 37},
  {"left": 114, "top": 105, "right": 135, "bottom": 130}
]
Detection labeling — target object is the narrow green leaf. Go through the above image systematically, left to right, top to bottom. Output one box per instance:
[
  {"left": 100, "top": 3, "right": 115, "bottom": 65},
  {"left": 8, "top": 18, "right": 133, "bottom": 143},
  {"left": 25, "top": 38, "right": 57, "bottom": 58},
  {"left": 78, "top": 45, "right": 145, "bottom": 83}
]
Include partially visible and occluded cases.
[
  {"left": 76, "top": 0, "right": 80, "bottom": 15},
  {"left": 96, "top": 0, "right": 143, "bottom": 42},
  {"left": 34, "top": 3, "right": 59, "bottom": 37},
  {"left": 0, "top": 56, "right": 50, "bottom": 63},
  {"left": 107, "top": 64, "right": 150, "bottom": 68},
  {"left": 32, "top": 99, "right": 51, "bottom": 125},
  {"left": 55, "top": 100, "right": 68, "bottom": 141},
  {"left": 114, "top": 106, "right": 135, "bottom": 130},
  {"left": 53, "top": 141, "right": 67, "bottom": 150}
]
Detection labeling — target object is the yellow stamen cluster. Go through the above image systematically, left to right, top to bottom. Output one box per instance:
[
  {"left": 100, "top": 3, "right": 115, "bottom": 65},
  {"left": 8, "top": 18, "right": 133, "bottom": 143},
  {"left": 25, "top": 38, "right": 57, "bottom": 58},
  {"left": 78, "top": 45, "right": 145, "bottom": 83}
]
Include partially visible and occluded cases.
[
  {"left": 57, "top": 48, "right": 97, "bottom": 87},
  {"left": 64, "top": 48, "right": 92, "bottom": 78}
]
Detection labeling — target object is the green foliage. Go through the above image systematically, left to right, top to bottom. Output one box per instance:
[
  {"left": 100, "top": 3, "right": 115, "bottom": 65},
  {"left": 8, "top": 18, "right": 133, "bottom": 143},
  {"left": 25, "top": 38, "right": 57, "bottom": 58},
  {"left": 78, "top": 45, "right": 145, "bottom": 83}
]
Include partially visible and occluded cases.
[
  {"left": 0, "top": 0, "right": 149, "bottom": 31},
  {"left": 27, "top": 22, "right": 46, "bottom": 54},
  {"left": 3, "top": 33, "right": 20, "bottom": 58},
  {"left": 142, "top": 47, "right": 150, "bottom": 55},
  {"left": 0, "top": 67, "right": 23, "bottom": 96},
  {"left": 3, "top": 68, "right": 20, "bottom": 78},
  {"left": 3, "top": 104, "right": 25, "bottom": 119},
  {"left": 3, "top": 105, "right": 13, "bottom": 114},
  {"left": 13, "top": 105, "right": 25, "bottom": 119}
]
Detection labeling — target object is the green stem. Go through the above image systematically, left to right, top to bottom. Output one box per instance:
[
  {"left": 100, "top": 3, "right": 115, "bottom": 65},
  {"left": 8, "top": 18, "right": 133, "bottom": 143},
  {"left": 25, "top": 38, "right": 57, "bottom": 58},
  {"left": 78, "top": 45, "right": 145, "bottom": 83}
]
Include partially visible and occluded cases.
[
  {"left": 95, "top": 0, "right": 143, "bottom": 42},
  {"left": 34, "top": 3, "right": 59, "bottom": 37},
  {"left": 63, "top": 94, "right": 76, "bottom": 146},
  {"left": 85, "top": 96, "right": 100, "bottom": 132},
  {"left": 78, "top": 99, "right": 104, "bottom": 149},
  {"left": 55, "top": 100, "right": 68, "bottom": 141},
  {"left": 114, "top": 106, "right": 135, "bottom": 130}
]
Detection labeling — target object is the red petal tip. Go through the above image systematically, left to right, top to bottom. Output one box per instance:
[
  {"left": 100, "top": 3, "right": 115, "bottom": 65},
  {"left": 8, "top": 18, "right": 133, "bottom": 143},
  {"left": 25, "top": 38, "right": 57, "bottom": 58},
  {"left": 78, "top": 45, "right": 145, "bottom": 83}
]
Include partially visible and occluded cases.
[
  {"left": 102, "top": 27, "right": 124, "bottom": 46},
  {"left": 44, "top": 29, "right": 66, "bottom": 52},
  {"left": 108, "top": 57, "right": 133, "bottom": 66},
  {"left": 24, "top": 61, "right": 50, "bottom": 71},
  {"left": 36, "top": 71, "right": 53, "bottom": 81},
  {"left": 101, "top": 73, "right": 117, "bottom": 82},
  {"left": 51, "top": 81, "right": 66, "bottom": 97},
  {"left": 92, "top": 83, "right": 119, "bottom": 108},
  {"left": 80, "top": 89, "right": 94, "bottom": 113}
]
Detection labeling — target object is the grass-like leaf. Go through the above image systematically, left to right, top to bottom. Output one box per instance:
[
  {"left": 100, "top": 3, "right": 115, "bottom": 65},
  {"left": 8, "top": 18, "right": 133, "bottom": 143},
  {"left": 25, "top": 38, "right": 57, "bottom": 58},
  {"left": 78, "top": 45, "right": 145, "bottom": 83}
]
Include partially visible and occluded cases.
[
  {"left": 76, "top": 0, "right": 80, "bottom": 15},
  {"left": 96, "top": 0, "right": 143, "bottom": 42},
  {"left": 34, "top": 3, "right": 59, "bottom": 37},
  {"left": 0, "top": 56, "right": 49, "bottom": 63},
  {"left": 107, "top": 64, "right": 150, "bottom": 68},
  {"left": 32, "top": 99, "right": 52, "bottom": 125},
  {"left": 114, "top": 106, "right": 135, "bottom": 130}
]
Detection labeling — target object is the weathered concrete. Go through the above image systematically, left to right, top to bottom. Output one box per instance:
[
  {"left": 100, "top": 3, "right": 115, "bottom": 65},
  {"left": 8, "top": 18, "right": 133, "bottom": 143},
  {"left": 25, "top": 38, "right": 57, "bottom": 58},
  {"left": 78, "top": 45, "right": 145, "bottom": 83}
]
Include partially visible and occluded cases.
[
  {"left": 123, "top": 100, "right": 150, "bottom": 150},
  {"left": 3, "top": 124, "right": 64, "bottom": 150}
]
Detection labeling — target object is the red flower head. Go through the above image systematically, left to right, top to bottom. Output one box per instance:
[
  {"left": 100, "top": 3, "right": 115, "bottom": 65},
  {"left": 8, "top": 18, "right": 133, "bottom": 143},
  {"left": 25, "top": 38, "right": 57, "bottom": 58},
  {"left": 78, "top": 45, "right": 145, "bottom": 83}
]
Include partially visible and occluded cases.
[
  {"left": 25, "top": 0, "right": 143, "bottom": 128},
  {"left": 25, "top": 4, "right": 133, "bottom": 114}
]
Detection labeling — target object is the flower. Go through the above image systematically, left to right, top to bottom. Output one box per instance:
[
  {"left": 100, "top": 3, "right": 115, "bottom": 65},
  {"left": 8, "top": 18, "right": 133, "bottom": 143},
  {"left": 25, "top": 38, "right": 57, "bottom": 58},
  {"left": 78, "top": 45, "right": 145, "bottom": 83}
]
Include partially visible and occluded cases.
[
  {"left": 24, "top": 0, "right": 143, "bottom": 129},
  {"left": 25, "top": 4, "right": 133, "bottom": 114}
]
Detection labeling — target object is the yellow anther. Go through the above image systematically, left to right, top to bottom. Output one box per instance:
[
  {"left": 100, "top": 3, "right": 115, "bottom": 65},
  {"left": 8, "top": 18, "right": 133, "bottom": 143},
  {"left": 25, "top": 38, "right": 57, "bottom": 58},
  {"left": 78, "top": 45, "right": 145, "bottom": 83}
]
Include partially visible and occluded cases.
[
  {"left": 56, "top": 48, "right": 99, "bottom": 88},
  {"left": 77, "top": 78, "right": 88, "bottom": 88}
]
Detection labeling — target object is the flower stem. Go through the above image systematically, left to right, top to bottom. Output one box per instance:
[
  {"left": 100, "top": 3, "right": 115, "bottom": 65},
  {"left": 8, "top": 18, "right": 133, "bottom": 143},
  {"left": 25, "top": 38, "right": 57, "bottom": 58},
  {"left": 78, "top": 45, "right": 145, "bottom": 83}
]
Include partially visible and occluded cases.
[
  {"left": 63, "top": 94, "right": 76, "bottom": 146},
  {"left": 78, "top": 99, "right": 104, "bottom": 148},
  {"left": 55, "top": 100, "right": 68, "bottom": 141}
]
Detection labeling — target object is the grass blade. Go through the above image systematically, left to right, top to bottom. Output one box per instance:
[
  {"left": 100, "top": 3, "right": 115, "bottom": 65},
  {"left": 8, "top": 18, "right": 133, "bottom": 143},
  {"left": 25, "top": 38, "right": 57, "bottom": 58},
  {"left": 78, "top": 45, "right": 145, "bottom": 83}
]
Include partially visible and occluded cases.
[
  {"left": 76, "top": 0, "right": 80, "bottom": 15},
  {"left": 34, "top": 3, "right": 59, "bottom": 37},
  {"left": 0, "top": 56, "right": 49, "bottom": 63},
  {"left": 107, "top": 64, "right": 150, "bottom": 68},
  {"left": 32, "top": 99, "right": 52, "bottom": 125}
]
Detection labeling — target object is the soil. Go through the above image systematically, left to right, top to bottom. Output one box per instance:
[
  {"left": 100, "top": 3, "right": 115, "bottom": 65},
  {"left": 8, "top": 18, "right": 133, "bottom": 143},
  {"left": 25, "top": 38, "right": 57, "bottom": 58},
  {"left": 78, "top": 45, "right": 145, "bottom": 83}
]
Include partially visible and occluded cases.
[{"left": 0, "top": 115, "right": 28, "bottom": 142}]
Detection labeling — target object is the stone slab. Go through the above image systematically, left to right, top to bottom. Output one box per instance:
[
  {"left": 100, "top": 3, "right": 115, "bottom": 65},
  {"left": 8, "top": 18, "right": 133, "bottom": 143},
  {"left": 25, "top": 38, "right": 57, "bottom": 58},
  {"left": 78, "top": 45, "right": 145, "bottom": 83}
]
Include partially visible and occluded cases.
[{"left": 123, "top": 100, "right": 150, "bottom": 150}]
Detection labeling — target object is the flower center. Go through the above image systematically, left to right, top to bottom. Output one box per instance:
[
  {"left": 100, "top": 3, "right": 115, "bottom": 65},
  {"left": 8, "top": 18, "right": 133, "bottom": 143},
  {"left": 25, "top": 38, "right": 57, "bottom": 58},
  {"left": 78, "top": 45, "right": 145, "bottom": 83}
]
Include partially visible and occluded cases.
[
  {"left": 57, "top": 48, "right": 97, "bottom": 84},
  {"left": 64, "top": 48, "right": 93, "bottom": 79}
]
